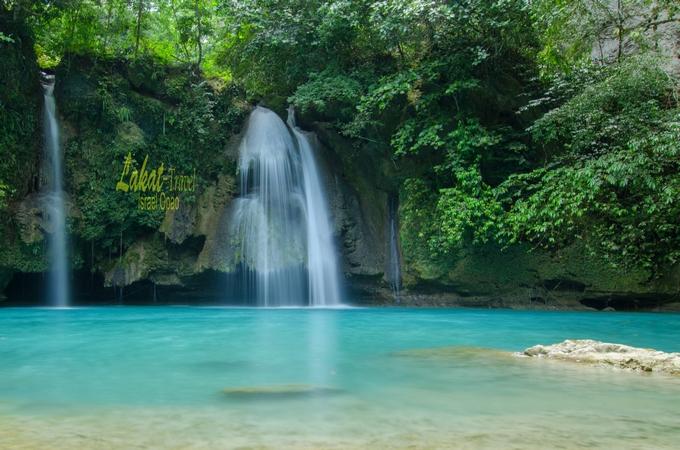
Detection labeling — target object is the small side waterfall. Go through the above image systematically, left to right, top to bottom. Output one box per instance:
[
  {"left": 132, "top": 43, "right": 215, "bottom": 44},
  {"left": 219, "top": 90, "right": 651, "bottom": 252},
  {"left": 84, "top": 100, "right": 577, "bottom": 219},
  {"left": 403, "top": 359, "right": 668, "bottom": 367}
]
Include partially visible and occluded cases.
[
  {"left": 41, "top": 74, "right": 69, "bottom": 308},
  {"left": 229, "top": 106, "right": 341, "bottom": 306},
  {"left": 387, "top": 194, "right": 402, "bottom": 301}
]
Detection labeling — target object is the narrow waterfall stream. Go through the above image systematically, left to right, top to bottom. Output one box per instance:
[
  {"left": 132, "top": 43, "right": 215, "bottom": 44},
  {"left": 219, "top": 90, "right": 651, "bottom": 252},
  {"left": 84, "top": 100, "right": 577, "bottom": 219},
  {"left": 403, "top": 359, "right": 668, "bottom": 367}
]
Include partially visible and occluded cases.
[
  {"left": 41, "top": 74, "right": 69, "bottom": 307},
  {"left": 229, "top": 106, "right": 341, "bottom": 306},
  {"left": 287, "top": 107, "right": 342, "bottom": 306},
  {"left": 387, "top": 194, "right": 402, "bottom": 301}
]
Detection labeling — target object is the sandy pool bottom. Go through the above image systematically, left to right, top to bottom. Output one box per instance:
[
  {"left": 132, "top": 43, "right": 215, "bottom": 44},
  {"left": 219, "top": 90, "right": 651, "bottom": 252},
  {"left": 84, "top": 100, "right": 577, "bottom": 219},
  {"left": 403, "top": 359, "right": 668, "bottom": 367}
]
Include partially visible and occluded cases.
[{"left": 2, "top": 403, "right": 679, "bottom": 449}]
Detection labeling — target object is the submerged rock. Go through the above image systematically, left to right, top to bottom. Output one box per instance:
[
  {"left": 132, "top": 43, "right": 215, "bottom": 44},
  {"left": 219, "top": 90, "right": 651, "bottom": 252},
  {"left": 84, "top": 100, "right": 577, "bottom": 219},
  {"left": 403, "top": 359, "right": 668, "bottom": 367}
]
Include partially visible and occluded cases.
[
  {"left": 517, "top": 339, "right": 680, "bottom": 375},
  {"left": 391, "top": 346, "right": 512, "bottom": 361},
  {"left": 221, "top": 384, "right": 341, "bottom": 399}
]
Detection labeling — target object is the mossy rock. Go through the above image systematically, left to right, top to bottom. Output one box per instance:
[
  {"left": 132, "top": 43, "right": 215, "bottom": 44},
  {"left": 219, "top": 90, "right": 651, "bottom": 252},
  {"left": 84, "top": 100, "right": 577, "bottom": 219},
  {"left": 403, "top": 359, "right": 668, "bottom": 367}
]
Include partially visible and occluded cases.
[
  {"left": 114, "top": 121, "right": 146, "bottom": 149},
  {"left": 105, "top": 234, "right": 169, "bottom": 286},
  {"left": 403, "top": 240, "right": 651, "bottom": 297}
]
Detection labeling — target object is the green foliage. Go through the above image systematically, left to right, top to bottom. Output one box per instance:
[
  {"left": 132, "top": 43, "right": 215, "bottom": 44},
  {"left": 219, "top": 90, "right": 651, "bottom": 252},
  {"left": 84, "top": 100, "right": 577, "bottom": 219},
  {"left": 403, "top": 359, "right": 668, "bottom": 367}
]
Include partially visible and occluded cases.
[
  {"left": 2, "top": 0, "right": 680, "bottom": 284},
  {"left": 21, "top": 0, "right": 217, "bottom": 68},
  {"left": 214, "top": 0, "right": 377, "bottom": 98},
  {"left": 393, "top": 3, "right": 680, "bottom": 278},
  {"left": 0, "top": 8, "right": 39, "bottom": 206},
  {"left": 0, "top": 31, "right": 13, "bottom": 43},
  {"left": 56, "top": 57, "right": 246, "bottom": 263},
  {"left": 501, "top": 58, "right": 680, "bottom": 273},
  {"left": 531, "top": 58, "right": 673, "bottom": 158},
  {"left": 289, "top": 69, "right": 364, "bottom": 123},
  {"left": 399, "top": 178, "right": 444, "bottom": 262},
  {"left": 0, "top": 181, "right": 8, "bottom": 211},
  {"left": 0, "top": 239, "right": 48, "bottom": 272}
]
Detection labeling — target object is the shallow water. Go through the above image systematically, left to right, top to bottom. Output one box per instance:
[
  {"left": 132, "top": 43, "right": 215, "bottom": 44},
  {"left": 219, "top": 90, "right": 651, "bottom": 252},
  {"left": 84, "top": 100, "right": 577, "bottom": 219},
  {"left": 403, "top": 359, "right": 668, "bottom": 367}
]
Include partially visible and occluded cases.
[{"left": 1, "top": 307, "right": 679, "bottom": 449}]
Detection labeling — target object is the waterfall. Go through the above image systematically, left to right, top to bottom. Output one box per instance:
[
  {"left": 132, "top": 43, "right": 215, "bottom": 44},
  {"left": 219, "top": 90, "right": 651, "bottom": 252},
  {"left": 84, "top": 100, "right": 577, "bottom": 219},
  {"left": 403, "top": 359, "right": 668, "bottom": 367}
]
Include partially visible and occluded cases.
[
  {"left": 41, "top": 74, "right": 69, "bottom": 308},
  {"left": 228, "top": 106, "right": 342, "bottom": 307},
  {"left": 287, "top": 107, "right": 342, "bottom": 307},
  {"left": 387, "top": 194, "right": 402, "bottom": 301}
]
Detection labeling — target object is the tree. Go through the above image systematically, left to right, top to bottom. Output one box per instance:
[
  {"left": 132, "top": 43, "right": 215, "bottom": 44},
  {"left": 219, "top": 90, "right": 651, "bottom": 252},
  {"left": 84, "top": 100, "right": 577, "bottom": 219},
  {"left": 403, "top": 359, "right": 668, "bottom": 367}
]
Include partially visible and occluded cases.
[
  {"left": 134, "top": 0, "right": 145, "bottom": 57},
  {"left": 533, "top": 0, "right": 680, "bottom": 71}
]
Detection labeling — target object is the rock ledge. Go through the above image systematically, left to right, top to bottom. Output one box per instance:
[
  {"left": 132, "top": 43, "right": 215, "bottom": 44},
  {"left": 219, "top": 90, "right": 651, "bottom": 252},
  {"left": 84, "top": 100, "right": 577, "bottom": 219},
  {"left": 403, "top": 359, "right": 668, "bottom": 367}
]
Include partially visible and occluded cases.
[{"left": 517, "top": 339, "right": 680, "bottom": 375}]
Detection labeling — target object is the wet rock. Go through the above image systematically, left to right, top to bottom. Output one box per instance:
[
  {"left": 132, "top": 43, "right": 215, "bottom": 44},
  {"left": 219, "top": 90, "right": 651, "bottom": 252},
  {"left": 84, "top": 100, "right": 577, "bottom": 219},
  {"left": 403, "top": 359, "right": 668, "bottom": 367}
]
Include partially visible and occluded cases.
[
  {"left": 308, "top": 122, "right": 393, "bottom": 278},
  {"left": 194, "top": 173, "right": 237, "bottom": 272},
  {"left": 16, "top": 193, "right": 75, "bottom": 244},
  {"left": 15, "top": 195, "right": 44, "bottom": 244},
  {"left": 159, "top": 200, "right": 195, "bottom": 245},
  {"left": 104, "top": 235, "right": 169, "bottom": 287},
  {"left": 0, "top": 269, "right": 11, "bottom": 299},
  {"left": 517, "top": 339, "right": 680, "bottom": 375}
]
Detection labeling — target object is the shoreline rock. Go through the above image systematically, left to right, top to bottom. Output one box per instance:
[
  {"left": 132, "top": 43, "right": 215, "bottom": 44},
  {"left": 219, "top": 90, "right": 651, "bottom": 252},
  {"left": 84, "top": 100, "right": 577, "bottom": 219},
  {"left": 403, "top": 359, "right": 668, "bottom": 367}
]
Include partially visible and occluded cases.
[{"left": 517, "top": 339, "right": 680, "bottom": 376}]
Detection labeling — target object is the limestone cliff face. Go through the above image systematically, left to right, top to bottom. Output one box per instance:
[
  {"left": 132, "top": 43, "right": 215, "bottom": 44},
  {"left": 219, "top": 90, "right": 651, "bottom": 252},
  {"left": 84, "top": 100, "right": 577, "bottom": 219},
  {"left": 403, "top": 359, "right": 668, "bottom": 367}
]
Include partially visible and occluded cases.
[
  {"left": 590, "top": 4, "right": 680, "bottom": 76},
  {"left": 310, "top": 128, "right": 387, "bottom": 277},
  {"left": 104, "top": 151, "right": 238, "bottom": 288}
]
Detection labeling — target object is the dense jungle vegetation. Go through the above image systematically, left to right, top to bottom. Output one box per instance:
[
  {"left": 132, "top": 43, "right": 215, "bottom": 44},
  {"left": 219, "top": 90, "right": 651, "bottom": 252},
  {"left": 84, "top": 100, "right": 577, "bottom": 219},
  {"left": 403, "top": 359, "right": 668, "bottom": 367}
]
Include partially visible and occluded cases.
[{"left": 1, "top": 0, "right": 679, "bottom": 279}]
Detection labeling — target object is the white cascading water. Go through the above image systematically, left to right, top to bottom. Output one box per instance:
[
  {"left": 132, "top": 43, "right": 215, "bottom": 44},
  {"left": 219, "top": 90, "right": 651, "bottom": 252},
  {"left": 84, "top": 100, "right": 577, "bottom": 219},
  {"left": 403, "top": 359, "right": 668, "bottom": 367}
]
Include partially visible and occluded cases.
[
  {"left": 41, "top": 74, "right": 69, "bottom": 307},
  {"left": 229, "top": 106, "right": 341, "bottom": 306},
  {"left": 287, "top": 107, "right": 342, "bottom": 306}
]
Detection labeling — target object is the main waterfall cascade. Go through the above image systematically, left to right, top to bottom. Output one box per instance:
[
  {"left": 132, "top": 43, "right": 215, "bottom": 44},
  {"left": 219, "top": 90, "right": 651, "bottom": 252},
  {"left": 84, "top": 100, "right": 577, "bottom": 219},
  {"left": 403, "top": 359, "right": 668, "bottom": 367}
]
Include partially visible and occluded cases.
[
  {"left": 41, "top": 74, "right": 69, "bottom": 307},
  {"left": 228, "top": 106, "right": 342, "bottom": 306}
]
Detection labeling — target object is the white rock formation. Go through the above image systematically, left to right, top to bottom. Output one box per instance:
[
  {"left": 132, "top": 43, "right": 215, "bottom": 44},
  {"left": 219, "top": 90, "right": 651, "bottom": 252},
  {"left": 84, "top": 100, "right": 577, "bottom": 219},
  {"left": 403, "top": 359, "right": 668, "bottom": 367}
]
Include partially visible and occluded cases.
[{"left": 517, "top": 339, "right": 680, "bottom": 375}]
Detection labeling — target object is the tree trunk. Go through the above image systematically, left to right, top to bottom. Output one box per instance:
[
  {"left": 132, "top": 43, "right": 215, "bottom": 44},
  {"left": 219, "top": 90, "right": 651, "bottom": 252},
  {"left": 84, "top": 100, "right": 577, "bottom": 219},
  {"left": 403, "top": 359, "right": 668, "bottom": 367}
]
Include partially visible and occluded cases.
[
  {"left": 103, "top": 0, "right": 114, "bottom": 50},
  {"left": 135, "top": 0, "right": 144, "bottom": 57},
  {"left": 195, "top": 0, "right": 203, "bottom": 66},
  {"left": 616, "top": 0, "right": 623, "bottom": 63}
]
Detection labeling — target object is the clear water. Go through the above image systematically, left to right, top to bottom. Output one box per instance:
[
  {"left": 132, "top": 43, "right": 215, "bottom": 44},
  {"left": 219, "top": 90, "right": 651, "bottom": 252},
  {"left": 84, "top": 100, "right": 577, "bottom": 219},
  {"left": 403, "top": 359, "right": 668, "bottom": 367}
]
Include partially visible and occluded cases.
[{"left": 1, "top": 307, "right": 679, "bottom": 448}]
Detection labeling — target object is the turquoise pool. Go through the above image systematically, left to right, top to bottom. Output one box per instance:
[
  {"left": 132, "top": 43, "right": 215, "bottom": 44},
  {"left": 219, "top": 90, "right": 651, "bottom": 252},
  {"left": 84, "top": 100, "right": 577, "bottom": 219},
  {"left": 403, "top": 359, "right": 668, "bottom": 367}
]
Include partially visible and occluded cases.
[{"left": 1, "top": 307, "right": 679, "bottom": 448}]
